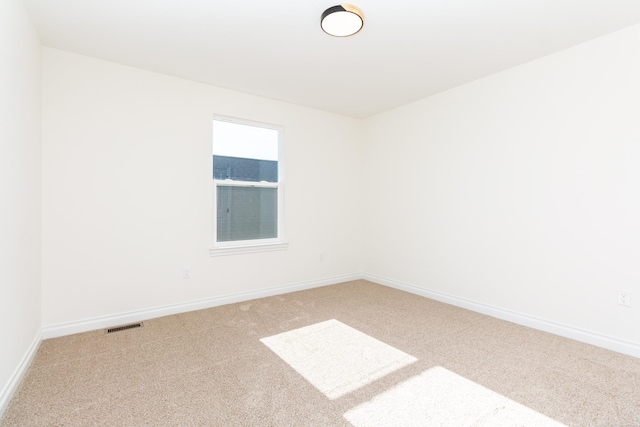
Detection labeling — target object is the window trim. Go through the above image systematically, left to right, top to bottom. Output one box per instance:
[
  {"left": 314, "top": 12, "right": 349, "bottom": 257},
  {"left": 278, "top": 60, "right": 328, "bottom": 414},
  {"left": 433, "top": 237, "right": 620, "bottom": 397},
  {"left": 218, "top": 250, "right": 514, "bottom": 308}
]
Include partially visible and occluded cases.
[{"left": 210, "top": 115, "right": 287, "bottom": 256}]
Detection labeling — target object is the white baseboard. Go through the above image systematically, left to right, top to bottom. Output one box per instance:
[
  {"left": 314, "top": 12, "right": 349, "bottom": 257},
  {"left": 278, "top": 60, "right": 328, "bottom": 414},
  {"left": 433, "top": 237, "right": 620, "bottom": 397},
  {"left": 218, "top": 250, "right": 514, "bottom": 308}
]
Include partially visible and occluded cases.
[
  {"left": 35, "top": 270, "right": 640, "bottom": 363},
  {"left": 41, "top": 273, "right": 363, "bottom": 339},
  {"left": 364, "top": 273, "right": 640, "bottom": 359},
  {"left": 0, "top": 330, "right": 41, "bottom": 417}
]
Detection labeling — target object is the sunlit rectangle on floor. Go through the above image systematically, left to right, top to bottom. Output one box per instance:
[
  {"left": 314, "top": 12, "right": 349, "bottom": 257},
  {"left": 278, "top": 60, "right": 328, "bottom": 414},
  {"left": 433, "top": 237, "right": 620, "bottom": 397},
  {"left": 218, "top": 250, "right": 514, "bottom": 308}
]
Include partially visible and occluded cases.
[
  {"left": 260, "top": 319, "right": 417, "bottom": 399},
  {"left": 343, "top": 366, "right": 565, "bottom": 426}
]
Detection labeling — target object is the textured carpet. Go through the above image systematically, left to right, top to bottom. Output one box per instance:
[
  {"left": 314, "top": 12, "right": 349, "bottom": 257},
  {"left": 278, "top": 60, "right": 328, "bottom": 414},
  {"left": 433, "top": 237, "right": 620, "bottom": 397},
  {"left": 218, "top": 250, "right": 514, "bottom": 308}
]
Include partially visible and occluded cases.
[{"left": 1, "top": 280, "right": 639, "bottom": 426}]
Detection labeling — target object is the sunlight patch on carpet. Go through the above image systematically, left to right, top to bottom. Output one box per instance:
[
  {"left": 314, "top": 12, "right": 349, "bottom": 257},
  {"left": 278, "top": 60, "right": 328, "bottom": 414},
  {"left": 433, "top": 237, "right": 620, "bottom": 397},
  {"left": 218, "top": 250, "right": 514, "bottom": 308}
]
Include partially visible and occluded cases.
[
  {"left": 260, "top": 319, "right": 417, "bottom": 399},
  {"left": 343, "top": 366, "right": 566, "bottom": 426}
]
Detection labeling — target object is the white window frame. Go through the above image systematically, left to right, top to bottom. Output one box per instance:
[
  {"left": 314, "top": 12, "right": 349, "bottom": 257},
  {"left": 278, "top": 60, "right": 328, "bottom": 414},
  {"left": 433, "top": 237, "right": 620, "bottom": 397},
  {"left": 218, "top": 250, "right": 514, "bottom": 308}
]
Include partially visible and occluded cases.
[{"left": 209, "top": 115, "right": 287, "bottom": 256}]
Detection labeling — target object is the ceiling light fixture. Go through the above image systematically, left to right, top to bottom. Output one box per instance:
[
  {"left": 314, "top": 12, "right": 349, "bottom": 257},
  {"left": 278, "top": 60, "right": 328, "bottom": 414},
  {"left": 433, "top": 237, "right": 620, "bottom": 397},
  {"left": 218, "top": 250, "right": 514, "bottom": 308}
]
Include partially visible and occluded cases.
[{"left": 321, "top": 5, "right": 364, "bottom": 37}]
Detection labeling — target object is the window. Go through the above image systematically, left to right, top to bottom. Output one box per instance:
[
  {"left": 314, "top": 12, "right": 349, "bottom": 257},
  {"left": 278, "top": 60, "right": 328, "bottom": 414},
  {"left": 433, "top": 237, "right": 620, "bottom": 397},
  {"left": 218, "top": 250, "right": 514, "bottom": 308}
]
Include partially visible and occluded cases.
[{"left": 210, "top": 116, "right": 287, "bottom": 256}]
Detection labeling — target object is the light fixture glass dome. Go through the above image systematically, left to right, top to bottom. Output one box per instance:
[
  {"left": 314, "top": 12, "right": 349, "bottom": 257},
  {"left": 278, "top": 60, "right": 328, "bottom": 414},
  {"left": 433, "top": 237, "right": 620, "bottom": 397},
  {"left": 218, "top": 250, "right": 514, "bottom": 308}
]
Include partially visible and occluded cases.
[{"left": 321, "top": 5, "right": 364, "bottom": 37}]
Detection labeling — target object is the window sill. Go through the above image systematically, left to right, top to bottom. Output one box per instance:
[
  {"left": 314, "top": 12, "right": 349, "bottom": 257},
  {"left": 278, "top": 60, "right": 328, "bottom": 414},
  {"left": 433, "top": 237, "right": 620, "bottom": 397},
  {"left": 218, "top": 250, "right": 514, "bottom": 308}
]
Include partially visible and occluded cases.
[{"left": 209, "top": 242, "right": 289, "bottom": 257}]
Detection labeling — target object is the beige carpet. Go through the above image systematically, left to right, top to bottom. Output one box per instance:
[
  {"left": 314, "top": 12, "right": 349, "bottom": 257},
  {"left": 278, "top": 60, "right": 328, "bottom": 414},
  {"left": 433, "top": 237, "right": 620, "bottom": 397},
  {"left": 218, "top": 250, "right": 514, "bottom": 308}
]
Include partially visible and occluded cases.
[{"left": 1, "top": 280, "right": 639, "bottom": 426}]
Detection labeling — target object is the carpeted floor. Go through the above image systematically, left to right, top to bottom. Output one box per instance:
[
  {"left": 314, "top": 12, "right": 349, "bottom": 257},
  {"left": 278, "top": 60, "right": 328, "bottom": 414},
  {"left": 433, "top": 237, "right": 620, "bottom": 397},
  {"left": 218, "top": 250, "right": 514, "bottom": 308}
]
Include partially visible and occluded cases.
[{"left": 1, "top": 280, "right": 639, "bottom": 426}]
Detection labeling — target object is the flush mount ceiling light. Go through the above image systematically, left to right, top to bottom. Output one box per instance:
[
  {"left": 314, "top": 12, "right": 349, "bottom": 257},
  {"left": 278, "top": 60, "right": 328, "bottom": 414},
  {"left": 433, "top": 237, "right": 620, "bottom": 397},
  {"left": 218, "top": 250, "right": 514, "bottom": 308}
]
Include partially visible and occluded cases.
[{"left": 321, "top": 4, "right": 364, "bottom": 37}]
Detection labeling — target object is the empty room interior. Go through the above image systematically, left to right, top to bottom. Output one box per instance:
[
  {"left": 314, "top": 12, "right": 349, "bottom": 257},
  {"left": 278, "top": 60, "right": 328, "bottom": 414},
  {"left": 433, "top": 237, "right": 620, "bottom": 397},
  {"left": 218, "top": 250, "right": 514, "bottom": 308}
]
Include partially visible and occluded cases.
[{"left": 2, "top": 0, "right": 640, "bottom": 425}]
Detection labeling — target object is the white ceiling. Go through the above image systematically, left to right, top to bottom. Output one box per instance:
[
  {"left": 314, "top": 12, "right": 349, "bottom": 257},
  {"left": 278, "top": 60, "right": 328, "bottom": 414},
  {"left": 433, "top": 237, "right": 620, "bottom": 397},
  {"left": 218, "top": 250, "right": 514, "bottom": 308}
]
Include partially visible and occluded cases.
[{"left": 24, "top": 0, "right": 640, "bottom": 118}]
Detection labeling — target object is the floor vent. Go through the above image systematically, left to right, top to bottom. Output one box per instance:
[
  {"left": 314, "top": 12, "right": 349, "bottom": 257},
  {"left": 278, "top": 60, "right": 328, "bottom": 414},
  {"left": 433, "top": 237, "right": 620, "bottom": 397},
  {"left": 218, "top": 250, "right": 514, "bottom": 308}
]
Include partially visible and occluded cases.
[{"left": 106, "top": 322, "right": 143, "bottom": 334}]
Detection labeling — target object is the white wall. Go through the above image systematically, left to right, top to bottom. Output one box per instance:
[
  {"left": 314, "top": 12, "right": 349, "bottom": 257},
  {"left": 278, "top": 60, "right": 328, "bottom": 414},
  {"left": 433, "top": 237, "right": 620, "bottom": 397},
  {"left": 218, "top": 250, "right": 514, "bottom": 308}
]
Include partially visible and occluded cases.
[
  {"left": 0, "top": 0, "right": 42, "bottom": 411},
  {"left": 363, "top": 24, "right": 640, "bottom": 346},
  {"left": 41, "top": 48, "right": 363, "bottom": 328}
]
